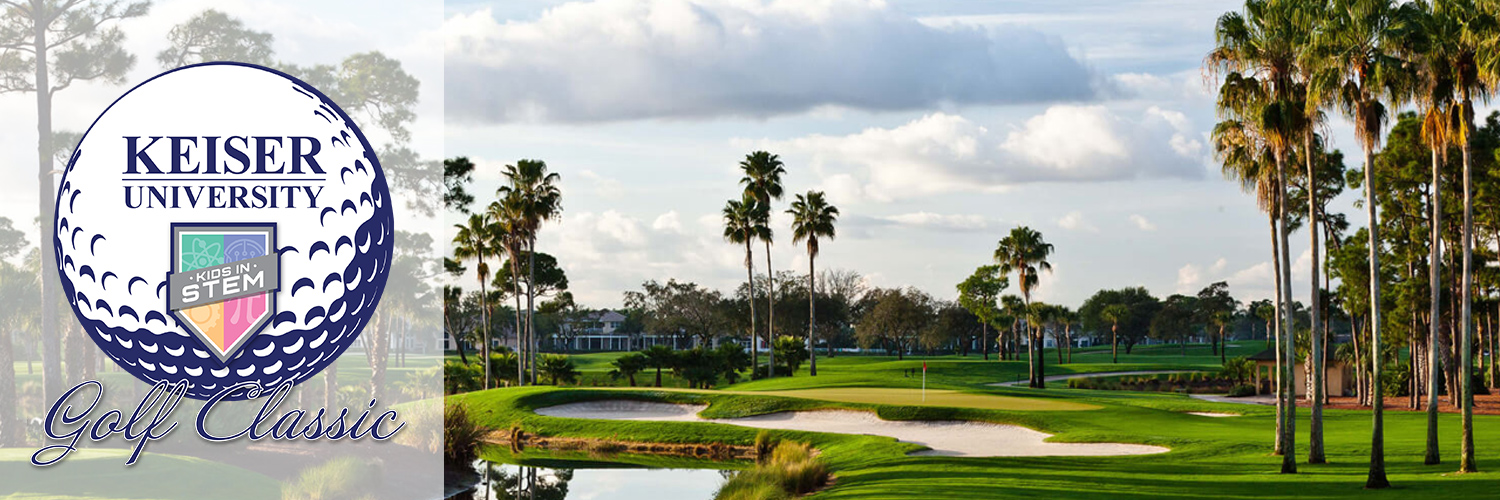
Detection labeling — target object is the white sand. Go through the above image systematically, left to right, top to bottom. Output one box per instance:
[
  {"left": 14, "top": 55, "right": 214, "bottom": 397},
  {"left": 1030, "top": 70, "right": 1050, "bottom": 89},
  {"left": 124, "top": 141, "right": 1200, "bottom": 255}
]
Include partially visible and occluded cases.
[
  {"left": 533, "top": 401, "right": 1169, "bottom": 458},
  {"left": 1186, "top": 412, "right": 1239, "bottom": 418}
]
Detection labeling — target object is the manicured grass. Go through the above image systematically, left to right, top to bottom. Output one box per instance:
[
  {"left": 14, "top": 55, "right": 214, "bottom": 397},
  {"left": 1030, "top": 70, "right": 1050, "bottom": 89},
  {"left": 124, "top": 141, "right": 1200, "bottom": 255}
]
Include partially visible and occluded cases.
[
  {"left": 448, "top": 348, "right": 1500, "bottom": 499},
  {"left": 724, "top": 355, "right": 1226, "bottom": 393},
  {"left": 604, "top": 386, "right": 1097, "bottom": 412},
  {"left": 733, "top": 387, "right": 1098, "bottom": 412},
  {"left": 0, "top": 448, "right": 280, "bottom": 499}
]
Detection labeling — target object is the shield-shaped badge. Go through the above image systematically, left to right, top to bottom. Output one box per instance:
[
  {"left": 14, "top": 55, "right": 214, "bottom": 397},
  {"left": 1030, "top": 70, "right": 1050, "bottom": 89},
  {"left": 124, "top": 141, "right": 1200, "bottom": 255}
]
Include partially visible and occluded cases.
[{"left": 168, "top": 223, "right": 280, "bottom": 363}]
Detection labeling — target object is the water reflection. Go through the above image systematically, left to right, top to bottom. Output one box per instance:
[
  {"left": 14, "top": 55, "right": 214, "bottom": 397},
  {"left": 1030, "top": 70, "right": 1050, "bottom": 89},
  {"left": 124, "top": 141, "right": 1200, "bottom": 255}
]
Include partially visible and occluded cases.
[{"left": 456, "top": 461, "right": 731, "bottom": 500}]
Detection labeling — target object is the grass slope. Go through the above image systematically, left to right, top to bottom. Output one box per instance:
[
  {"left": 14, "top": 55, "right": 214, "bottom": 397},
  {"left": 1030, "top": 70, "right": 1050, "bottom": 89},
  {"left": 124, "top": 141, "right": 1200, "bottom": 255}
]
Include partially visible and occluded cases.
[
  {"left": 450, "top": 350, "right": 1500, "bottom": 499},
  {"left": 0, "top": 449, "right": 280, "bottom": 500}
]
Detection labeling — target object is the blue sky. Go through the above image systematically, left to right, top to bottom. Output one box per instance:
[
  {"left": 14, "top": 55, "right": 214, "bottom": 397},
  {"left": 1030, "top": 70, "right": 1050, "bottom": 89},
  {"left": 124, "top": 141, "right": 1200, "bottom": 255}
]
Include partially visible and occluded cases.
[{"left": 440, "top": 0, "right": 1363, "bottom": 310}]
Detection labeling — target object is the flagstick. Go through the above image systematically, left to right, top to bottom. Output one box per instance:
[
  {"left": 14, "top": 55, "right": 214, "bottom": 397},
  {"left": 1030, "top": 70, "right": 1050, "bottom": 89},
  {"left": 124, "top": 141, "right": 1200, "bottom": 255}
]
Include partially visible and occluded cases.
[{"left": 922, "top": 362, "right": 927, "bottom": 402}]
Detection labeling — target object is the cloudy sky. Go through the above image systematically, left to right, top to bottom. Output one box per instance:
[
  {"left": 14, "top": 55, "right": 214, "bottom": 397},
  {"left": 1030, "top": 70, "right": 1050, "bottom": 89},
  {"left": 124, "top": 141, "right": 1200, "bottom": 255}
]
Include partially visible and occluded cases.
[{"left": 441, "top": 0, "right": 1374, "bottom": 309}]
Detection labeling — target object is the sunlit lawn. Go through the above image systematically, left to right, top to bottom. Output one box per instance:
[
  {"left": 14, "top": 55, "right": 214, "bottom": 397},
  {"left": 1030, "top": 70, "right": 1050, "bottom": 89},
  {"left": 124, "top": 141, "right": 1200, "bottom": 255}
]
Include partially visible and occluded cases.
[
  {"left": 445, "top": 340, "right": 1500, "bottom": 499},
  {"left": 0, "top": 449, "right": 279, "bottom": 500}
]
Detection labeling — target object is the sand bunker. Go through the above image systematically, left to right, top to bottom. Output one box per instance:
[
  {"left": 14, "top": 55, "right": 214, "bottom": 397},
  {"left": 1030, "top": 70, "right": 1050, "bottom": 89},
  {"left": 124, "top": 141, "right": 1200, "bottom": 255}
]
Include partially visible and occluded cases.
[
  {"left": 534, "top": 401, "right": 1168, "bottom": 458},
  {"left": 1186, "top": 412, "right": 1239, "bottom": 418}
]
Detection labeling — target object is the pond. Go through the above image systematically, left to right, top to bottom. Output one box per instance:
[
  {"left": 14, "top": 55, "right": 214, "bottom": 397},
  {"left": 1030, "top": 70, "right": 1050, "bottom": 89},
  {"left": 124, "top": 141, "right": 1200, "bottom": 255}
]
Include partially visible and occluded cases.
[{"left": 448, "top": 457, "right": 734, "bottom": 500}]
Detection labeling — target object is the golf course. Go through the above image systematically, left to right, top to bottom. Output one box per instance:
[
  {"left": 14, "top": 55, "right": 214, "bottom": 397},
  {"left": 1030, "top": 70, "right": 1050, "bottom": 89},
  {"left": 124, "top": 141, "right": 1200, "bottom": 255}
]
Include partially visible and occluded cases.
[{"left": 448, "top": 345, "right": 1500, "bottom": 499}]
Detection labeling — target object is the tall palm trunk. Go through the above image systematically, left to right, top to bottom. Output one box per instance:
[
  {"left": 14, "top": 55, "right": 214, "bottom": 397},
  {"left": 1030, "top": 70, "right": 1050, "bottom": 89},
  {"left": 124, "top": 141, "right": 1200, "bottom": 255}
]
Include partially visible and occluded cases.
[
  {"left": 1459, "top": 100, "right": 1478, "bottom": 473},
  {"left": 1307, "top": 132, "right": 1325, "bottom": 465},
  {"left": 1364, "top": 142, "right": 1391, "bottom": 489},
  {"left": 1427, "top": 147, "right": 1443, "bottom": 465},
  {"left": 1276, "top": 151, "right": 1297, "bottom": 474},
  {"left": 1270, "top": 212, "right": 1285, "bottom": 455},
  {"left": 528, "top": 239, "right": 538, "bottom": 387},
  {"left": 745, "top": 239, "right": 758, "bottom": 378},
  {"left": 765, "top": 241, "right": 775, "bottom": 377},
  {"left": 807, "top": 247, "right": 817, "bottom": 376},
  {"left": 512, "top": 253, "right": 524, "bottom": 386},
  {"left": 479, "top": 260, "right": 490, "bottom": 390},
  {"left": 1036, "top": 316, "right": 1046, "bottom": 388},
  {"left": 982, "top": 321, "right": 989, "bottom": 361},
  {"left": 1111, "top": 322, "right": 1118, "bottom": 364},
  {"left": 1219, "top": 324, "right": 1227, "bottom": 366},
  {"left": 1065, "top": 325, "right": 1072, "bottom": 364},
  {"left": 1056, "top": 330, "right": 1065, "bottom": 364}
]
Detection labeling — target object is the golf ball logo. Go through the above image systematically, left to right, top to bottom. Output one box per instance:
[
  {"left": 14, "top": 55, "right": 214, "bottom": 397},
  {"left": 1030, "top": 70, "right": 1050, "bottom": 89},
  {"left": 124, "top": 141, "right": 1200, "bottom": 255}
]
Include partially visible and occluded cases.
[{"left": 54, "top": 63, "right": 393, "bottom": 400}]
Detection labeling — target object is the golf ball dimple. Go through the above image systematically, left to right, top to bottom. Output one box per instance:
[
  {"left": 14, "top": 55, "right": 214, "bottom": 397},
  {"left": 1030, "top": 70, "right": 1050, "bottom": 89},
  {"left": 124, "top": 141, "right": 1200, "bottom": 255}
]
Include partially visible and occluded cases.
[{"left": 54, "top": 63, "right": 393, "bottom": 400}]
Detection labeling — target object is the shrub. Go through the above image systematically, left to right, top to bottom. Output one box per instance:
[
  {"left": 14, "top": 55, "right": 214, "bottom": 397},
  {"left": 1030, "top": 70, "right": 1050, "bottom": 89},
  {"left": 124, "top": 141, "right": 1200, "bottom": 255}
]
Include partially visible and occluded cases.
[
  {"left": 773, "top": 336, "right": 810, "bottom": 374},
  {"left": 488, "top": 352, "right": 520, "bottom": 386},
  {"left": 608, "top": 352, "right": 648, "bottom": 387},
  {"left": 539, "top": 354, "right": 580, "bottom": 386},
  {"left": 1219, "top": 357, "right": 1256, "bottom": 384},
  {"left": 444, "top": 361, "right": 482, "bottom": 395},
  {"left": 1228, "top": 384, "right": 1258, "bottom": 397},
  {"left": 443, "top": 403, "right": 487, "bottom": 464},
  {"left": 754, "top": 430, "right": 778, "bottom": 464},
  {"left": 716, "top": 440, "right": 828, "bottom": 500},
  {"left": 282, "top": 456, "right": 379, "bottom": 500}
]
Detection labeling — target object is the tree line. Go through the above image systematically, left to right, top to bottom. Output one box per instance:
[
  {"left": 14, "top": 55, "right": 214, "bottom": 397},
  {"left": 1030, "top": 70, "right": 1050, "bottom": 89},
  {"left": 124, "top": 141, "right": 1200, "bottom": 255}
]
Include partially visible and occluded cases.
[{"left": 1209, "top": 0, "right": 1500, "bottom": 481}]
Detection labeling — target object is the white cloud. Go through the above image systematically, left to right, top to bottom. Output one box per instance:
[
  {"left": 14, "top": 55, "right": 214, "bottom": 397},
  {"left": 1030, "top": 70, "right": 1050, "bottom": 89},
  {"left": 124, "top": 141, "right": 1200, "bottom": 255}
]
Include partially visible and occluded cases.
[
  {"left": 443, "top": 0, "right": 1098, "bottom": 123},
  {"left": 1110, "top": 70, "right": 1212, "bottom": 102},
  {"left": 759, "top": 107, "right": 1206, "bottom": 201},
  {"left": 578, "top": 170, "right": 625, "bottom": 199},
  {"left": 544, "top": 210, "right": 744, "bottom": 305},
  {"left": 652, "top": 210, "right": 683, "bottom": 233},
  {"left": 1057, "top": 211, "right": 1097, "bottom": 232},
  {"left": 843, "top": 212, "right": 997, "bottom": 235},
  {"left": 1129, "top": 214, "right": 1157, "bottom": 231},
  {"left": 1176, "top": 263, "right": 1202, "bottom": 293}
]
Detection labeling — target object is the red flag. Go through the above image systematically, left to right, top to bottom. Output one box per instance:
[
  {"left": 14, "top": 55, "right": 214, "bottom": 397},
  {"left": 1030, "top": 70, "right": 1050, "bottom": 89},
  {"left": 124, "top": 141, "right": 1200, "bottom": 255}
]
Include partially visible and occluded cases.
[{"left": 923, "top": 362, "right": 927, "bottom": 372}]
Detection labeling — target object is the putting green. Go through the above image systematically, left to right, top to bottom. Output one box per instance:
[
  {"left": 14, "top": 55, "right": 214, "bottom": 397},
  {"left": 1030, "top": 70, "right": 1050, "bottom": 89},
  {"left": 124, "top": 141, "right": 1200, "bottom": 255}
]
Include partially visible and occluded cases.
[{"left": 739, "top": 387, "right": 1098, "bottom": 411}]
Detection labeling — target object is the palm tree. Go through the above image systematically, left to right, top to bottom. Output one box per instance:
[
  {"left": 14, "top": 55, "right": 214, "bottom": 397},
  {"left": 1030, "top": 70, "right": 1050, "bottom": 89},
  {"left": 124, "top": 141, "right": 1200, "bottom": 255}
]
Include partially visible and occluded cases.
[
  {"left": 1209, "top": 0, "right": 1314, "bottom": 472},
  {"left": 1307, "top": 0, "right": 1410, "bottom": 487},
  {"left": 1442, "top": 0, "right": 1490, "bottom": 473},
  {"left": 1401, "top": 1, "right": 1455, "bottom": 466},
  {"left": 1296, "top": 2, "right": 1335, "bottom": 466},
  {"left": 1212, "top": 77, "right": 1292, "bottom": 456},
  {"left": 740, "top": 151, "right": 786, "bottom": 376},
  {"left": 499, "top": 159, "right": 563, "bottom": 387},
  {"left": 788, "top": 191, "right": 839, "bottom": 377},
  {"left": 487, "top": 194, "right": 528, "bottom": 385},
  {"left": 723, "top": 195, "right": 762, "bottom": 378},
  {"left": 749, "top": 199, "right": 775, "bottom": 376},
  {"left": 452, "top": 213, "right": 498, "bottom": 390},
  {"left": 994, "top": 226, "right": 1054, "bottom": 389},
  {"left": 1001, "top": 295, "right": 1026, "bottom": 361},
  {"left": 1101, "top": 304, "right": 1128, "bottom": 364},
  {"left": 1058, "top": 306, "right": 1077, "bottom": 364},
  {"left": 642, "top": 345, "right": 677, "bottom": 388},
  {"left": 609, "top": 352, "right": 648, "bottom": 387},
  {"left": 538, "top": 354, "right": 579, "bottom": 386}
]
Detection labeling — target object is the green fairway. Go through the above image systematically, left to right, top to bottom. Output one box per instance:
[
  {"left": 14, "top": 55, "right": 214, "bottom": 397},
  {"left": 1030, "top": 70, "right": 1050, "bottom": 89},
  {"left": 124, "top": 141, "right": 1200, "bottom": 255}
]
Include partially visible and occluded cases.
[
  {"left": 447, "top": 346, "right": 1500, "bottom": 499},
  {"left": 594, "top": 386, "right": 1098, "bottom": 412},
  {"left": 734, "top": 387, "right": 1098, "bottom": 411},
  {"left": 0, "top": 449, "right": 279, "bottom": 499}
]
